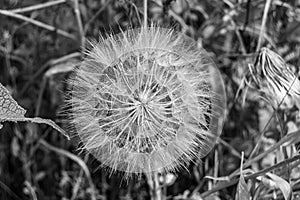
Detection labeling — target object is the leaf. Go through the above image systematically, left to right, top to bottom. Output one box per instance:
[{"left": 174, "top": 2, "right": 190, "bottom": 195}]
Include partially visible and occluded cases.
[
  {"left": 0, "top": 82, "right": 69, "bottom": 139},
  {"left": 0, "top": 83, "right": 26, "bottom": 119},
  {"left": 7, "top": 117, "right": 68, "bottom": 139},
  {"left": 236, "top": 152, "right": 251, "bottom": 200},
  {"left": 266, "top": 172, "right": 292, "bottom": 200}
]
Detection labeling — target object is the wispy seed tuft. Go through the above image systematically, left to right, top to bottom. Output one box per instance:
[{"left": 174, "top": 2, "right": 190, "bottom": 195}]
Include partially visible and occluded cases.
[
  {"left": 64, "top": 26, "right": 223, "bottom": 178},
  {"left": 249, "top": 47, "right": 300, "bottom": 108}
]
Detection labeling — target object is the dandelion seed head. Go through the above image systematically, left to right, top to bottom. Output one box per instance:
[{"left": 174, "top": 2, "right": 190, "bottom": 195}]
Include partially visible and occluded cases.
[{"left": 65, "top": 26, "right": 222, "bottom": 178}]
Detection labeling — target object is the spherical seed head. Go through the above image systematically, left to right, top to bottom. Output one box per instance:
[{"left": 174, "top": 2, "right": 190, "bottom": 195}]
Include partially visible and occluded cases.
[{"left": 66, "top": 26, "right": 222, "bottom": 178}]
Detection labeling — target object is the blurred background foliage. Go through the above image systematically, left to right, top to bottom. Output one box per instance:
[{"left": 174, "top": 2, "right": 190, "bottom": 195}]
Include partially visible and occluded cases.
[{"left": 0, "top": 0, "right": 300, "bottom": 199}]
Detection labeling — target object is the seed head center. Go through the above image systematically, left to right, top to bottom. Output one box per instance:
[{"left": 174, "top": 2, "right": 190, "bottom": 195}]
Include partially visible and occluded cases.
[{"left": 138, "top": 92, "right": 149, "bottom": 105}]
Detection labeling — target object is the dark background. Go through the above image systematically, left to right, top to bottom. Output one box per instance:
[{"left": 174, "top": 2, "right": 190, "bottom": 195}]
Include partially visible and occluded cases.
[{"left": 0, "top": 0, "right": 300, "bottom": 199}]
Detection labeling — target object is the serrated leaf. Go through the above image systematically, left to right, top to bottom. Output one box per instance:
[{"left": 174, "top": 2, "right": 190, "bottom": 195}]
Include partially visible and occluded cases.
[
  {"left": 0, "top": 82, "right": 69, "bottom": 139},
  {"left": 0, "top": 83, "right": 26, "bottom": 119},
  {"left": 236, "top": 152, "right": 251, "bottom": 200},
  {"left": 266, "top": 172, "right": 292, "bottom": 200}
]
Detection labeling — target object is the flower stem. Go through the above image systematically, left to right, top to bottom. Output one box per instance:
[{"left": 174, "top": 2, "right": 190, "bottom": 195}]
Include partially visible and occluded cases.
[
  {"left": 144, "top": 0, "right": 148, "bottom": 28},
  {"left": 148, "top": 172, "right": 162, "bottom": 200}
]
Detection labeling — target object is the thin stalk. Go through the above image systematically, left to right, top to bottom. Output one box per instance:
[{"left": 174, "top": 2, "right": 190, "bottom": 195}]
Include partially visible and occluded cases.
[
  {"left": 10, "top": 0, "right": 66, "bottom": 13},
  {"left": 73, "top": 0, "right": 85, "bottom": 47},
  {"left": 144, "top": 0, "right": 148, "bottom": 28},
  {"left": 256, "top": 0, "right": 272, "bottom": 52},
  {"left": 0, "top": 9, "right": 76, "bottom": 40},
  {"left": 148, "top": 172, "right": 163, "bottom": 200}
]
